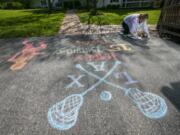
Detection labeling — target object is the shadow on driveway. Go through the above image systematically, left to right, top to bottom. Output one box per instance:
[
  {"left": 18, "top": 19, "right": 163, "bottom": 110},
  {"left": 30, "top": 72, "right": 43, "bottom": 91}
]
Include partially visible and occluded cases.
[
  {"left": 120, "top": 34, "right": 150, "bottom": 49},
  {"left": 161, "top": 81, "right": 180, "bottom": 111}
]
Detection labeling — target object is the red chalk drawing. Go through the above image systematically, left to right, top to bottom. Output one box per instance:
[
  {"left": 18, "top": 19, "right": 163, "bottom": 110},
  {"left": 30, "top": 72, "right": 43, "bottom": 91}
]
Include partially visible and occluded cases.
[
  {"left": 8, "top": 39, "right": 47, "bottom": 71},
  {"left": 73, "top": 53, "right": 117, "bottom": 62}
]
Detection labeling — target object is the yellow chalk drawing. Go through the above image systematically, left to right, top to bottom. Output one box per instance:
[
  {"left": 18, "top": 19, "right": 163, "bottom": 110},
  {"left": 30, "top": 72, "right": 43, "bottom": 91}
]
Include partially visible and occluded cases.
[{"left": 107, "top": 44, "right": 132, "bottom": 52}]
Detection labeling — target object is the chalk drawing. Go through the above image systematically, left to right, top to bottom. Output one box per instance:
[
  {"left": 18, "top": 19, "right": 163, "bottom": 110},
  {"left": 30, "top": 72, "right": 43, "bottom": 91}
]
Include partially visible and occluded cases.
[
  {"left": 8, "top": 39, "right": 47, "bottom": 71},
  {"left": 74, "top": 39, "right": 112, "bottom": 46},
  {"left": 107, "top": 44, "right": 132, "bottom": 52},
  {"left": 54, "top": 46, "right": 102, "bottom": 55},
  {"left": 73, "top": 53, "right": 117, "bottom": 62},
  {"left": 48, "top": 61, "right": 167, "bottom": 131},
  {"left": 48, "top": 61, "right": 121, "bottom": 130},
  {"left": 87, "top": 61, "right": 106, "bottom": 71},
  {"left": 77, "top": 64, "right": 167, "bottom": 119},
  {"left": 114, "top": 72, "right": 138, "bottom": 85},
  {"left": 65, "top": 75, "right": 85, "bottom": 89},
  {"left": 126, "top": 88, "right": 167, "bottom": 119},
  {"left": 100, "top": 91, "right": 112, "bottom": 101},
  {"left": 48, "top": 94, "right": 83, "bottom": 130}
]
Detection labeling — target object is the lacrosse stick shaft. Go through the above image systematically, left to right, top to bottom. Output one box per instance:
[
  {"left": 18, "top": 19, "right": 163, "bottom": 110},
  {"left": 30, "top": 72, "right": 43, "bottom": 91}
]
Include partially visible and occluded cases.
[
  {"left": 76, "top": 61, "right": 121, "bottom": 96},
  {"left": 76, "top": 62, "right": 128, "bottom": 95}
]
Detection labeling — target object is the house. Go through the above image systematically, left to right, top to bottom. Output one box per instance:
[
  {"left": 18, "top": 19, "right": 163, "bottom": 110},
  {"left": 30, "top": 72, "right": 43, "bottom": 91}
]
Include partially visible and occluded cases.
[
  {"left": 30, "top": 0, "right": 162, "bottom": 8},
  {"left": 30, "top": 0, "right": 85, "bottom": 8},
  {"left": 97, "top": 0, "right": 163, "bottom": 8}
]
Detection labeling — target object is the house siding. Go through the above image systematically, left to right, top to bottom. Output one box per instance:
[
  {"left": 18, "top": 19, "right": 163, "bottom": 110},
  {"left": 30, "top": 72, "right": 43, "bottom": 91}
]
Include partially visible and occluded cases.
[
  {"left": 30, "top": 0, "right": 162, "bottom": 8},
  {"left": 30, "top": 0, "right": 84, "bottom": 8},
  {"left": 97, "top": 0, "right": 123, "bottom": 8},
  {"left": 97, "top": 0, "right": 161, "bottom": 8}
]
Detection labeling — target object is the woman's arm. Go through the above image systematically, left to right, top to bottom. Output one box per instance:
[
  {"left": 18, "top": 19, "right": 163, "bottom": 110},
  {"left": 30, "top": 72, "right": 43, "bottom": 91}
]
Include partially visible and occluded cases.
[{"left": 142, "top": 20, "right": 150, "bottom": 38}]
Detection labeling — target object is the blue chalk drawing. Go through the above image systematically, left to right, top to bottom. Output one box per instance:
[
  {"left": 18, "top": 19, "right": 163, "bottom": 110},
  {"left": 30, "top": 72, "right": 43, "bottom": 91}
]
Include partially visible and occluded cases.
[
  {"left": 48, "top": 61, "right": 168, "bottom": 131},
  {"left": 48, "top": 61, "right": 121, "bottom": 130},
  {"left": 87, "top": 61, "right": 106, "bottom": 71},
  {"left": 77, "top": 63, "right": 168, "bottom": 119},
  {"left": 114, "top": 72, "right": 138, "bottom": 85},
  {"left": 65, "top": 75, "right": 85, "bottom": 89},
  {"left": 125, "top": 88, "right": 167, "bottom": 119},
  {"left": 100, "top": 91, "right": 112, "bottom": 101},
  {"left": 48, "top": 94, "right": 83, "bottom": 130}
]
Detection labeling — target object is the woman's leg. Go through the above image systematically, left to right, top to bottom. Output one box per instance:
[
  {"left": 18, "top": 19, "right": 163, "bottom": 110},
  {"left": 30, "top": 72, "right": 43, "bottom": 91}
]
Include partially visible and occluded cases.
[{"left": 122, "top": 21, "right": 130, "bottom": 35}]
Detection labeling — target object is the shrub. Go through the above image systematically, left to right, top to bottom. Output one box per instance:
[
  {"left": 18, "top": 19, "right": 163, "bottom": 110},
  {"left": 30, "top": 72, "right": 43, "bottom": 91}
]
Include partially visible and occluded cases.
[
  {"left": 0, "top": 2, "right": 4, "bottom": 9},
  {"left": 1, "top": 2, "right": 24, "bottom": 9},
  {"left": 106, "top": 4, "right": 120, "bottom": 9},
  {"left": 89, "top": 9, "right": 103, "bottom": 16}
]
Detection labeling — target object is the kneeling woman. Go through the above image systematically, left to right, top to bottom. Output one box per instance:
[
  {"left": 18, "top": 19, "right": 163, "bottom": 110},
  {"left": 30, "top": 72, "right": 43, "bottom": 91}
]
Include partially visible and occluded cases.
[{"left": 122, "top": 13, "right": 150, "bottom": 39}]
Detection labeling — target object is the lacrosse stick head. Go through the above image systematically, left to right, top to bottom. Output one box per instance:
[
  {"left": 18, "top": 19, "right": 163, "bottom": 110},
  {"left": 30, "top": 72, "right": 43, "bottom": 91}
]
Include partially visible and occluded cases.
[
  {"left": 126, "top": 88, "right": 167, "bottom": 119},
  {"left": 48, "top": 94, "right": 84, "bottom": 130}
]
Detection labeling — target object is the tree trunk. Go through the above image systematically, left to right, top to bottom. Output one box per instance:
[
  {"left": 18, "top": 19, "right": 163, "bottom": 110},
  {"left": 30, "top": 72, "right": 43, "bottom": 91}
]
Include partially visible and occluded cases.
[
  {"left": 47, "top": 0, "right": 52, "bottom": 12},
  {"left": 61, "top": 0, "right": 64, "bottom": 9},
  {"left": 87, "top": 0, "right": 90, "bottom": 11},
  {"left": 93, "top": 0, "right": 97, "bottom": 14},
  {"left": 93, "top": 0, "right": 97, "bottom": 10},
  {"left": 103, "top": 0, "right": 105, "bottom": 8}
]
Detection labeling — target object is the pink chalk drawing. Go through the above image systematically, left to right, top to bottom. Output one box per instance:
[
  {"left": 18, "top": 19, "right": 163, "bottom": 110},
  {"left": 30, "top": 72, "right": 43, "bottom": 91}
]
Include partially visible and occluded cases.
[
  {"left": 8, "top": 39, "right": 47, "bottom": 71},
  {"left": 73, "top": 53, "right": 117, "bottom": 62}
]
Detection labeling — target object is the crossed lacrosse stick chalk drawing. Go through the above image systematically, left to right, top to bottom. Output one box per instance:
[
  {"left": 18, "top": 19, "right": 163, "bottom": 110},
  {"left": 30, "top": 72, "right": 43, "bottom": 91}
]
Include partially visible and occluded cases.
[{"left": 47, "top": 61, "right": 167, "bottom": 131}]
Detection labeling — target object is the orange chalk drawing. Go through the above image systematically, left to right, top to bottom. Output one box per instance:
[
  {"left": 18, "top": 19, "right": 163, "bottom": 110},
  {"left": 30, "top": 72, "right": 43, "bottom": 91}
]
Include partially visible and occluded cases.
[{"left": 8, "top": 39, "right": 47, "bottom": 71}]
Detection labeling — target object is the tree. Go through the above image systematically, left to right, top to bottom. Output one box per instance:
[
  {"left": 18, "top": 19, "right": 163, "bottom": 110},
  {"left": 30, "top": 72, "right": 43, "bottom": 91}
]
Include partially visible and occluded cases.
[
  {"left": 47, "top": 0, "right": 52, "bottom": 12},
  {"left": 86, "top": 0, "right": 90, "bottom": 11},
  {"left": 91, "top": 0, "right": 98, "bottom": 15},
  {"left": 93, "top": 0, "right": 97, "bottom": 10},
  {"left": 102, "top": 0, "right": 105, "bottom": 8}
]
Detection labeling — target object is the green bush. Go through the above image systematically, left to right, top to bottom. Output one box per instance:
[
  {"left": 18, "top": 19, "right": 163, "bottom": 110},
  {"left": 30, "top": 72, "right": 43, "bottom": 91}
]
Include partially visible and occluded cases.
[
  {"left": 0, "top": 2, "right": 3, "bottom": 9},
  {"left": 1, "top": 2, "right": 24, "bottom": 9},
  {"left": 106, "top": 4, "right": 120, "bottom": 9},
  {"left": 89, "top": 9, "right": 103, "bottom": 16}
]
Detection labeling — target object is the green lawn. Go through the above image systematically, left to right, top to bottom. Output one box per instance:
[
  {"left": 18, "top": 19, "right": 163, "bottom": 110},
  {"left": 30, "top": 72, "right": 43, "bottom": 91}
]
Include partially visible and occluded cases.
[
  {"left": 0, "top": 9, "right": 65, "bottom": 38},
  {"left": 77, "top": 9, "right": 161, "bottom": 25}
]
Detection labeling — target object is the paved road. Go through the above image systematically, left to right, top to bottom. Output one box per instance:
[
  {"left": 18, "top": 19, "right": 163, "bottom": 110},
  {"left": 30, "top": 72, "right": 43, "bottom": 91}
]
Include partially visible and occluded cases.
[{"left": 0, "top": 34, "right": 180, "bottom": 135}]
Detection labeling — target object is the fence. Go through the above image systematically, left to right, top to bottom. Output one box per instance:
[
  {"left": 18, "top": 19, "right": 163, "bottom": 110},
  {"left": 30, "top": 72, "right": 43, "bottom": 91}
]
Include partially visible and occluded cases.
[{"left": 158, "top": 0, "right": 180, "bottom": 37}]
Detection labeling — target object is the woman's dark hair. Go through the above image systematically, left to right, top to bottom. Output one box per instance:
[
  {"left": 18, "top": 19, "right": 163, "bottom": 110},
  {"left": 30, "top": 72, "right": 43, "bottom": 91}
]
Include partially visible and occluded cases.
[{"left": 139, "top": 13, "right": 149, "bottom": 20}]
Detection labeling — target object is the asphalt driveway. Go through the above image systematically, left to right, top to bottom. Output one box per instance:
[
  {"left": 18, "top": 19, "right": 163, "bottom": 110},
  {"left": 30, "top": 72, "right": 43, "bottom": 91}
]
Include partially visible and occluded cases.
[{"left": 0, "top": 33, "right": 180, "bottom": 135}]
